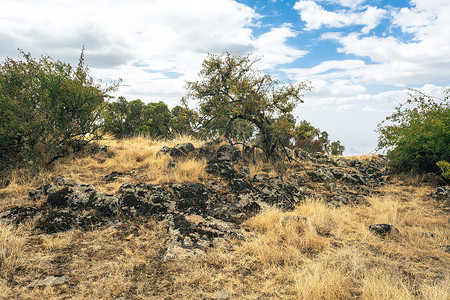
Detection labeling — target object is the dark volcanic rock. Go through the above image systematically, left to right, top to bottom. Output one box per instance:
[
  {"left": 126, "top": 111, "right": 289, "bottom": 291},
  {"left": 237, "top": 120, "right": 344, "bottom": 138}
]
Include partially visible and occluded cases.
[
  {"left": 170, "top": 143, "right": 195, "bottom": 159},
  {"left": 205, "top": 145, "right": 241, "bottom": 179},
  {"left": 431, "top": 186, "right": 450, "bottom": 201},
  {"left": 0, "top": 206, "right": 43, "bottom": 225},
  {"left": 35, "top": 210, "right": 78, "bottom": 234},
  {"left": 369, "top": 224, "right": 399, "bottom": 236}
]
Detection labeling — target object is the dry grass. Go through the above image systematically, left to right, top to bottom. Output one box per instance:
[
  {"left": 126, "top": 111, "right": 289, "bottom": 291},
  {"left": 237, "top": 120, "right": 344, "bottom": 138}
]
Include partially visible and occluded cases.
[
  {"left": 0, "top": 135, "right": 209, "bottom": 210},
  {"left": 0, "top": 137, "right": 449, "bottom": 299}
]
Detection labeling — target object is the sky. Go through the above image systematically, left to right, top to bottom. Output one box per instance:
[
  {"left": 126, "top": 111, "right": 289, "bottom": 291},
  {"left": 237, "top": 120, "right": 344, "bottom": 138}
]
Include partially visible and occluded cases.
[{"left": 1, "top": 0, "right": 449, "bottom": 154}]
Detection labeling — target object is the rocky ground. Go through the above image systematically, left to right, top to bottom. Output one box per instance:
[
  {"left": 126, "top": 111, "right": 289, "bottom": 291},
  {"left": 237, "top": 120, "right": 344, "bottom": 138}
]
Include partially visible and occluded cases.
[{"left": 0, "top": 141, "right": 449, "bottom": 299}]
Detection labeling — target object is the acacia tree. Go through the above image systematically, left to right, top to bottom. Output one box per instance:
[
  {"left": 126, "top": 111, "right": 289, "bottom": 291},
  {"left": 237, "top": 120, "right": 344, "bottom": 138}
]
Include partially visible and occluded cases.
[{"left": 184, "top": 52, "right": 310, "bottom": 159}]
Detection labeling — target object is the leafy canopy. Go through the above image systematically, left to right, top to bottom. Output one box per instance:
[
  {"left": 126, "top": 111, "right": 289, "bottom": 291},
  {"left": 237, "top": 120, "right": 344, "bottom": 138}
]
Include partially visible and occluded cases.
[
  {"left": 0, "top": 49, "right": 117, "bottom": 174},
  {"left": 184, "top": 52, "right": 310, "bottom": 159},
  {"left": 377, "top": 88, "right": 450, "bottom": 173}
]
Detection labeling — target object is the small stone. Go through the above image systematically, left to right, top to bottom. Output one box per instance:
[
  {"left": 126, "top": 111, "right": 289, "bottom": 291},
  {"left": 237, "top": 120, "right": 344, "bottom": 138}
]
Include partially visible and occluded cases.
[
  {"left": 369, "top": 224, "right": 399, "bottom": 236},
  {"left": 28, "top": 276, "right": 69, "bottom": 288},
  {"left": 211, "top": 290, "right": 230, "bottom": 300}
]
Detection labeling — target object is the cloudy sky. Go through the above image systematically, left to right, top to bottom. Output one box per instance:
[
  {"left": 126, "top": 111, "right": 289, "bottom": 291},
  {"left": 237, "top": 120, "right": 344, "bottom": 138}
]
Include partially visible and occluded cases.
[{"left": 1, "top": 0, "right": 449, "bottom": 154}]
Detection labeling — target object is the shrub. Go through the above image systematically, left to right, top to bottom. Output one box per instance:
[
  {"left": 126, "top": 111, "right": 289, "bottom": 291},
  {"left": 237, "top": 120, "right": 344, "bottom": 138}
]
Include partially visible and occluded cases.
[
  {"left": 0, "top": 50, "right": 117, "bottom": 176},
  {"left": 377, "top": 88, "right": 450, "bottom": 173},
  {"left": 436, "top": 161, "right": 450, "bottom": 180}
]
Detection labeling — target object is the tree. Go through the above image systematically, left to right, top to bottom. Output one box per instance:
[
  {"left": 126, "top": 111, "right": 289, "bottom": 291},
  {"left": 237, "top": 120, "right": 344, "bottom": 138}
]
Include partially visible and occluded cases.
[
  {"left": 0, "top": 49, "right": 117, "bottom": 174},
  {"left": 184, "top": 52, "right": 310, "bottom": 159},
  {"left": 377, "top": 88, "right": 450, "bottom": 173},
  {"left": 104, "top": 97, "right": 182, "bottom": 139},
  {"left": 171, "top": 105, "right": 198, "bottom": 136},
  {"left": 292, "top": 120, "right": 345, "bottom": 155}
]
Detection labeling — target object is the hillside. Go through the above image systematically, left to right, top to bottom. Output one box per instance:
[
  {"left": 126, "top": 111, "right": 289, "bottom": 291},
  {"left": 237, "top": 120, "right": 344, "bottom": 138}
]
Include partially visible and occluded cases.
[{"left": 0, "top": 137, "right": 449, "bottom": 299}]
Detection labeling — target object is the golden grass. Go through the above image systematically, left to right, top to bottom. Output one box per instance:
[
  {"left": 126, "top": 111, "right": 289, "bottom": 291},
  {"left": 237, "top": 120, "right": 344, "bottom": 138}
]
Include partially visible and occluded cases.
[{"left": 0, "top": 136, "right": 448, "bottom": 299}]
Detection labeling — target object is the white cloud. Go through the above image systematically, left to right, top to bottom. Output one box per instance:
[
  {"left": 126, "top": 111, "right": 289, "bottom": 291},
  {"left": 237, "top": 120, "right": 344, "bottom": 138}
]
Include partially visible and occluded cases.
[
  {"left": 0, "top": 0, "right": 308, "bottom": 106},
  {"left": 294, "top": 0, "right": 386, "bottom": 33},
  {"left": 253, "top": 26, "right": 308, "bottom": 69}
]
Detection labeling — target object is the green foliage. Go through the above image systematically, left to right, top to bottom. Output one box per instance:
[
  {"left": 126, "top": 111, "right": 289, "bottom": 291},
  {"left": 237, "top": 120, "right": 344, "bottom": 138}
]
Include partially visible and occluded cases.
[
  {"left": 0, "top": 49, "right": 117, "bottom": 174},
  {"left": 184, "top": 52, "right": 310, "bottom": 159},
  {"left": 377, "top": 88, "right": 450, "bottom": 173},
  {"left": 103, "top": 97, "right": 197, "bottom": 139},
  {"left": 292, "top": 120, "right": 345, "bottom": 155},
  {"left": 329, "top": 141, "right": 345, "bottom": 156},
  {"left": 436, "top": 161, "right": 450, "bottom": 179}
]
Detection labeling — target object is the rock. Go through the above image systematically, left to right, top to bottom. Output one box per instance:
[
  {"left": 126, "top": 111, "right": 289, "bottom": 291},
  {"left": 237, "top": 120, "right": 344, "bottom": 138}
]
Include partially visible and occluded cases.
[
  {"left": 170, "top": 143, "right": 195, "bottom": 159},
  {"left": 205, "top": 145, "right": 241, "bottom": 179},
  {"left": 198, "top": 147, "right": 215, "bottom": 160},
  {"left": 167, "top": 161, "right": 176, "bottom": 168},
  {"left": 238, "top": 166, "right": 251, "bottom": 178},
  {"left": 306, "top": 170, "right": 321, "bottom": 182},
  {"left": 101, "top": 171, "right": 124, "bottom": 182},
  {"left": 253, "top": 173, "right": 269, "bottom": 182},
  {"left": 52, "top": 176, "right": 79, "bottom": 187},
  {"left": 229, "top": 179, "right": 252, "bottom": 192},
  {"left": 46, "top": 185, "right": 96, "bottom": 209},
  {"left": 431, "top": 186, "right": 450, "bottom": 201},
  {"left": 92, "top": 193, "right": 121, "bottom": 217},
  {"left": 0, "top": 206, "right": 43, "bottom": 225},
  {"left": 35, "top": 210, "right": 77, "bottom": 234},
  {"left": 369, "top": 224, "right": 399, "bottom": 236},
  {"left": 163, "top": 237, "right": 205, "bottom": 261},
  {"left": 212, "top": 237, "right": 231, "bottom": 249},
  {"left": 28, "top": 276, "right": 69, "bottom": 288},
  {"left": 211, "top": 290, "right": 231, "bottom": 300}
]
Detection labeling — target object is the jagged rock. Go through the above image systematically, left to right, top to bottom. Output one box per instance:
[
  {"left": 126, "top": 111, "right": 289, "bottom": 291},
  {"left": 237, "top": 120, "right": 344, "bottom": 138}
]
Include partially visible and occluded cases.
[
  {"left": 170, "top": 143, "right": 195, "bottom": 158},
  {"left": 205, "top": 145, "right": 241, "bottom": 179},
  {"left": 198, "top": 147, "right": 215, "bottom": 160},
  {"left": 238, "top": 166, "right": 251, "bottom": 178},
  {"left": 251, "top": 178, "right": 307, "bottom": 210},
  {"left": 229, "top": 179, "right": 252, "bottom": 192},
  {"left": 46, "top": 185, "right": 97, "bottom": 209},
  {"left": 431, "top": 186, "right": 450, "bottom": 201},
  {"left": 92, "top": 193, "right": 121, "bottom": 217},
  {"left": 0, "top": 206, "right": 43, "bottom": 225},
  {"left": 35, "top": 210, "right": 77, "bottom": 234},
  {"left": 369, "top": 224, "right": 399, "bottom": 236}
]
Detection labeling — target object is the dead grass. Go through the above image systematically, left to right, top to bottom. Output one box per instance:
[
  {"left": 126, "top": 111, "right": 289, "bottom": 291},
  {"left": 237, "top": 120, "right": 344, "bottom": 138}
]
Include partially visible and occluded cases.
[{"left": 0, "top": 137, "right": 448, "bottom": 299}]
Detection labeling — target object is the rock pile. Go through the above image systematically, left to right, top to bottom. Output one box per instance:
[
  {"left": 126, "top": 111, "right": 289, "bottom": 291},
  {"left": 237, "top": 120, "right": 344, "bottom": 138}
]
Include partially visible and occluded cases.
[{"left": 1, "top": 143, "right": 391, "bottom": 259}]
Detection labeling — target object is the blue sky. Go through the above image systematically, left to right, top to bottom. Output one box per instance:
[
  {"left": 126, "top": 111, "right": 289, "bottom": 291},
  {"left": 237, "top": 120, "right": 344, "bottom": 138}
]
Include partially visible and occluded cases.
[{"left": 1, "top": 0, "right": 449, "bottom": 154}]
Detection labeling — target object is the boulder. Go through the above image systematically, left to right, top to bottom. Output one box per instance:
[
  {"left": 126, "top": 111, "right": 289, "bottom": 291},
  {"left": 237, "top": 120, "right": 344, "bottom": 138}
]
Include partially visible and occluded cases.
[{"left": 170, "top": 143, "right": 195, "bottom": 158}]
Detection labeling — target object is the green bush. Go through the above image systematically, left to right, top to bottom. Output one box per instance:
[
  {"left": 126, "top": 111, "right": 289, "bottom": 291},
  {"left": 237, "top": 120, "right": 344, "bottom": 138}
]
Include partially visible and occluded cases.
[
  {"left": 0, "top": 50, "right": 117, "bottom": 175},
  {"left": 377, "top": 88, "right": 450, "bottom": 173},
  {"left": 436, "top": 161, "right": 450, "bottom": 179}
]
